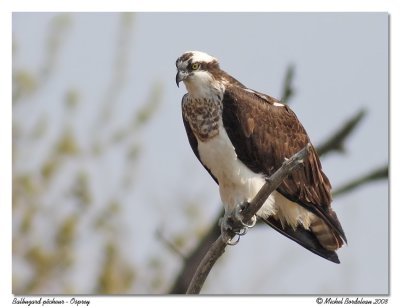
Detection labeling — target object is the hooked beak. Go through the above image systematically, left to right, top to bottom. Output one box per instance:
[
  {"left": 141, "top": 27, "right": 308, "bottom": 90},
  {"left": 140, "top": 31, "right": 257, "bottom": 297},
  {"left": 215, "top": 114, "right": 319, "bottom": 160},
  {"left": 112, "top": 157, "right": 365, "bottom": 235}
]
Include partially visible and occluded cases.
[{"left": 176, "top": 70, "right": 187, "bottom": 87}]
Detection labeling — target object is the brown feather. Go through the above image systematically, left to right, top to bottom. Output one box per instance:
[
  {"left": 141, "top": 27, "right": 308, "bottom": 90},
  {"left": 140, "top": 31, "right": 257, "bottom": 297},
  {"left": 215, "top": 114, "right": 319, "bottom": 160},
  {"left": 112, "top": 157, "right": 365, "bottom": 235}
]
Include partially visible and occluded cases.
[{"left": 221, "top": 85, "right": 347, "bottom": 246}]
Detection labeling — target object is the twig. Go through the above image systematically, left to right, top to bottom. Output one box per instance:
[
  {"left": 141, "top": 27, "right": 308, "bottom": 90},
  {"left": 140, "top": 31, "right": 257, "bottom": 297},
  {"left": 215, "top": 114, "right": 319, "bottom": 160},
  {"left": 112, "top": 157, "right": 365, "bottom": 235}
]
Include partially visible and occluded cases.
[
  {"left": 280, "top": 64, "right": 295, "bottom": 104},
  {"left": 317, "top": 108, "right": 367, "bottom": 157},
  {"left": 186, "top": 144, "right": 311, "bottom": 294},
  {"left": 333, "top": 164, "right": 388, "bottom": 197},
  {"left": 169, "top": 215, "right": 221, "bottom": 294},
  {"left": 155, "top": 227, "right": 187, "bottom": 260}
]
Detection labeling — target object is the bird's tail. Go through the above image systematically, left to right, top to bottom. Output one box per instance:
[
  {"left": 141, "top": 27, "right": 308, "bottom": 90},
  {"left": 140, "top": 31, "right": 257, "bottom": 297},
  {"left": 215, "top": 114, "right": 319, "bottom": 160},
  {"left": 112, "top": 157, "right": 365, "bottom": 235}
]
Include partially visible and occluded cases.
[
  {"left": 310, "top": 212, "right": 345, "bottom": 251},
  {"left": 261, "top": 216, "right": 341, "bottom": 263}
]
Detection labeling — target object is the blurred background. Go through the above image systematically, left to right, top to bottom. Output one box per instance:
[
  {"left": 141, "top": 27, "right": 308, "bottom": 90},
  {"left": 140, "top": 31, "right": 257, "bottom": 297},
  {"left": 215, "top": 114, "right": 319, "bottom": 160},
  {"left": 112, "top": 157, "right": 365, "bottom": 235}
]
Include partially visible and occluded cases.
[{"left": 12, "top": 12, "right": 388, "bottom": 294}]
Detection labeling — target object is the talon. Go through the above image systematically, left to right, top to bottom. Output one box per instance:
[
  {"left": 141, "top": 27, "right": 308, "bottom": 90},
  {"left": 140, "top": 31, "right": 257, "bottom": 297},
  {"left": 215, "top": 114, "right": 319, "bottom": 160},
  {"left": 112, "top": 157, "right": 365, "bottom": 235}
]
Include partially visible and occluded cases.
[
  {"left": 239, "top": 201, "right": 250, "bottom": 211},
  {"left": 234, "top": 202, "right": 257, "bottom": 229},
  {"left": 220, "top": 204, "right": 256, "bottom": 245},
  {"left": 233, "top": 204, "right": 244, "bottom": 224},
  {"left": 220, "top": 214, "right": 241, "bottom": 246},
  {"left": 241, "top": 215, "right": 257, "bottom": 228},
  {"left": 219, "top": 216, "right": 232, "bottom": 231},
  {"left": 237, "top": 227, "right": 248, "bottom": 236},
  {"left": 220, "top": 228, "right": 240, "bottom": 245},
  {"left": 226, "top": 234, "right": 240, "bottom": 246}
]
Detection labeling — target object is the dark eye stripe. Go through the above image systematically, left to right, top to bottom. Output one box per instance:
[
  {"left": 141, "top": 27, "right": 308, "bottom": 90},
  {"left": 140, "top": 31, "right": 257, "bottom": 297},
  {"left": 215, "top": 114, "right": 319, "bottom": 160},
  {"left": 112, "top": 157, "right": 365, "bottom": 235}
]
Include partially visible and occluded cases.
[{"left": 180, "top": 59, "right": 218, "bottom": 72}]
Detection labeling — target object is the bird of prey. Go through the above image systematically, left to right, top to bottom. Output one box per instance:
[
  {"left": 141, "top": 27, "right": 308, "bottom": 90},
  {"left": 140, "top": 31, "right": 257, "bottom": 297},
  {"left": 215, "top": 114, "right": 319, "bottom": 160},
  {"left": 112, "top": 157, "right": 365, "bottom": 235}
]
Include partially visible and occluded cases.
[{"left": 176, "top": 51, "right": 346, "bottom": 263}]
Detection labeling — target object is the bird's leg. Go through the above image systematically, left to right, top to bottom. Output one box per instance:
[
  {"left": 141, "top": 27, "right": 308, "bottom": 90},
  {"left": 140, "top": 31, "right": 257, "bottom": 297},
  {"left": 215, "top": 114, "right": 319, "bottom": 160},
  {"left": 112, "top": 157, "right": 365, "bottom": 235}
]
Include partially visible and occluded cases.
[{"left": 219, "top": 202, "right": 257, "bottom": 245}]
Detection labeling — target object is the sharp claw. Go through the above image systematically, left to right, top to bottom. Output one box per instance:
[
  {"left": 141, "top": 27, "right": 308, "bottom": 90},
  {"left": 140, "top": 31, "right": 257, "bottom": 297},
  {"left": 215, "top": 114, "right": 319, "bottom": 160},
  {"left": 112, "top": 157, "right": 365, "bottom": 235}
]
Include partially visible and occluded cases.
[
  {"left": 220, "top": 202, "right": 258, "bottom": 245},
  {"left": 234, "top": 202, "right": 257, "bottom": 229},
  {"left": 219, "top": 215, "right": 240, "bottom": 246},
  {"left": 243, "top": 215, "right": 257, "bottom": 228},
  {"left": 219, "top": 216, "right": 233, "bottom": 231},
  {"left": 237, "top": 227, "right": 248, "bottom": 236},
  {"left": 221, "top": 230, "right": 240, "bottom": 245},
  {"left": 226, "top": 235, "right": 240, "bottom": 245}
]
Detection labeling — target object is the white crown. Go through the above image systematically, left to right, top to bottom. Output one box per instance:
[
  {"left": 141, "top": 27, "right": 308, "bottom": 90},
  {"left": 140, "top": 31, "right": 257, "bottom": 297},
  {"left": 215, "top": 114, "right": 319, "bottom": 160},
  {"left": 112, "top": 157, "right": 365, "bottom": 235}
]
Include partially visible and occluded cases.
[{"left": 185, "top": 51, "right": 218, "bottom": 63}]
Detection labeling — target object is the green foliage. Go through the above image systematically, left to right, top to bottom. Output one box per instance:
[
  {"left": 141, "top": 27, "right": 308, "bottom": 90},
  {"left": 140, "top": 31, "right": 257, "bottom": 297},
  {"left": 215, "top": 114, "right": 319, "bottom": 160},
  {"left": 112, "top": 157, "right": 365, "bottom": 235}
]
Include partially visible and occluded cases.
[
  {"left": 12, "top": 13, "right": 159, "bottom": 294},
  {"left": 13, "top": 70, "right": 38, "bottom": 102},
  {"left": 133, "top": 82, "right": 163, "bottom": 130},
  {"left": 65, "top": 89, "right": 80, "bottom": 111},
  {"left": 56, "top": 129, "right": 80, "bottom": 156},
  {"left": 41, "top": 156, "right": 61, "bottom": 182},
  {"left": 71, "top": 171, "right": 92, "bottom": 208},
  {"left": 56, "top": 214, "right": 77, "bottom": 248},
  {"left": 96, "top": 242, "right": 135, "bottom": 294}
]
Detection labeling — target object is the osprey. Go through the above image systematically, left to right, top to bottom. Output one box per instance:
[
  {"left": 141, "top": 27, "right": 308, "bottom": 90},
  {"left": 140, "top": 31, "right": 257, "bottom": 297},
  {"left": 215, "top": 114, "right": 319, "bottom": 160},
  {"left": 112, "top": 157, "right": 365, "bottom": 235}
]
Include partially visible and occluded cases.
[{"left": 176, "top": 51, "right": 347, "bottom": 263}]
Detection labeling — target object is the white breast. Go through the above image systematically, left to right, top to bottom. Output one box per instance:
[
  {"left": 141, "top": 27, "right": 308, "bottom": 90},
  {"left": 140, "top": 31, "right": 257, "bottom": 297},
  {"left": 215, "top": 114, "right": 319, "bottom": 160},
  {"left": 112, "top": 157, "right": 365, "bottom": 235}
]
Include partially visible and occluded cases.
[
  {"left": 197, "top": 121, "right": 313, "bottom": 229},
  {"left": 197, "top": 122, "right": 275, "bottom": 216}
]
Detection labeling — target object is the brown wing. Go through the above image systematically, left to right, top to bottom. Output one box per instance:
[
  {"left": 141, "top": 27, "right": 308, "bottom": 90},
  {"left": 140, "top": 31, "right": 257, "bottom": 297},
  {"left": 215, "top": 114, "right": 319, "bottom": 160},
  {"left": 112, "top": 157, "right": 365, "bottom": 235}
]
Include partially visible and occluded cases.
[{"left": 222, "top": 86, "right": 346, "bottom": 243}]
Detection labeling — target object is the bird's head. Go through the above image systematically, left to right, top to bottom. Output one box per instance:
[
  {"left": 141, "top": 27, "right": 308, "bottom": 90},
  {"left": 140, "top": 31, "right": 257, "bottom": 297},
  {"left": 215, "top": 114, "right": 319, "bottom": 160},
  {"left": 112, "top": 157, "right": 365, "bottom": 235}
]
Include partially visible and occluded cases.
[{"left": 175, "top": 51, "right": 222, "bottom": 95}]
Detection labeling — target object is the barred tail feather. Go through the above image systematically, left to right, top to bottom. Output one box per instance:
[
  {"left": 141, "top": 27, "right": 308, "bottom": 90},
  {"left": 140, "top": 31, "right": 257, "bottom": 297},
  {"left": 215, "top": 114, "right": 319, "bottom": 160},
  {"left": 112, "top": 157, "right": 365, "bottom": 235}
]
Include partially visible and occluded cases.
[
  {"left": 261, "top": 216, "right": 341, "bottom": 264},
  {"left": 310, "top": 216, "right": 344, "bottom": 251}
]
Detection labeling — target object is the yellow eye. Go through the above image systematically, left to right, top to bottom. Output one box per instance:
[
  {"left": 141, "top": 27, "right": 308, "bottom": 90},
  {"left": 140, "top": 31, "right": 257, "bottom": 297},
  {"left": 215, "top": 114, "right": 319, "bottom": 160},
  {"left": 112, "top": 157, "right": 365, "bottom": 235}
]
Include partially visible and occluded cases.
[{"left": 191, "top": 63, "right": 200, "bottom": 70}]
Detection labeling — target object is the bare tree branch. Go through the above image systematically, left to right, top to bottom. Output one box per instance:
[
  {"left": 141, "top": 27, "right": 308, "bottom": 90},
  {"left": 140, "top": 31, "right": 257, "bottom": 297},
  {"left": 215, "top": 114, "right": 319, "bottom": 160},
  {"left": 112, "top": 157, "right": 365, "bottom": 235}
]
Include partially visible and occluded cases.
[
  {"left": 280, "top": 64, "right": 295, "bottom": 104},
  {"left": 281, "top": 66, "right": 367, "bottom": 159},
  {"left": 317, "top": 108, "right": 367, "bottom": 157},
  {"left": 186, "top": 144, "right": 311, "bottom": 294},
  {"left": 333, "top": 164, "right": 388, "bottom": 197},
  {"left": 169, "top": 216, "right": 220, "bottom": 294},
  {"left": 155, "top": 227, "right": 187, "bottom": 260}
]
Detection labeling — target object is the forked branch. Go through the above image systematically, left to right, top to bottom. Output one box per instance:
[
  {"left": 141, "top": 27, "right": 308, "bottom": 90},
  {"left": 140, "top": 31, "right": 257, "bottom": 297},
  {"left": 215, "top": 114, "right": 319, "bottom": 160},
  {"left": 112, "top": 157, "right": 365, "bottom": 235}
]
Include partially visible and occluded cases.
[{"left": 186, "top": 143, "right": 312, "bottom": 294}]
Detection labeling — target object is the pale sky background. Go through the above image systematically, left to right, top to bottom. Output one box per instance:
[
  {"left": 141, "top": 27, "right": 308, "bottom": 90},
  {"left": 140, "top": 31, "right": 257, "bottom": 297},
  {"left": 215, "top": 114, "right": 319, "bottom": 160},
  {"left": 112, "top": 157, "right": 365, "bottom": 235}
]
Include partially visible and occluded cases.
[{"left": 12, "top": 12, "right": 388, "bottom": 294}]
